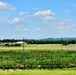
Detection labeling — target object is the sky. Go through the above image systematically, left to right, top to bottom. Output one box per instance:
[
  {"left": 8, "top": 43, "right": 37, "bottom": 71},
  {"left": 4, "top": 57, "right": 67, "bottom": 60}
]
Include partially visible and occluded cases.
[{"left": 0, "top": 0, "right": 76, "bottom": 39}]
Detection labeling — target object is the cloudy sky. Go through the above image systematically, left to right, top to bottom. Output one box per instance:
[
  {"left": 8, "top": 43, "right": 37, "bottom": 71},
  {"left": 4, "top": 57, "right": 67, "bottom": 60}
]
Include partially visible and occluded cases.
[{"left": 0, "top": 0, "right": 76, "bottom": 39}]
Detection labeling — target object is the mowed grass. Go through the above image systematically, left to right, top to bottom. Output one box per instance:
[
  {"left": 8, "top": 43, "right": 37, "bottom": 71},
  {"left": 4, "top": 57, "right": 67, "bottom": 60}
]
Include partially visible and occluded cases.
[
  {"left": 0, "top": 44, "right": 70, "bottom": 51},
  {"left": 0, "top": 70, "right": 76, "bottom": 75}
]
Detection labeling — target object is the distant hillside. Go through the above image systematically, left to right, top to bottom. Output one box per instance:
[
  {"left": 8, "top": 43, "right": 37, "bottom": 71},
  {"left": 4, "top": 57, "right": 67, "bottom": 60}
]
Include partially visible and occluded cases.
[{"left": 44, "top": 38, "right": 76, "bottom": 41}]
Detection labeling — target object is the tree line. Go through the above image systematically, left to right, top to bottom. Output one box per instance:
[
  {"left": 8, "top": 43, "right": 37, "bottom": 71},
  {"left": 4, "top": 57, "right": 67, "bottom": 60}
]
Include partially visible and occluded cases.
[{"left": 0, "top": 38, "right": 76, "bottom": 44}]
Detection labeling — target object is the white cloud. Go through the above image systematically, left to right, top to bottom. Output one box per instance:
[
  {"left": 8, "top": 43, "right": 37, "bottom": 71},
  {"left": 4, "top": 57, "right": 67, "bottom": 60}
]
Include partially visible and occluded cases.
[
  {"left": 0, "top": 2, "right": 16, "bottom": 10},
  {"left": 34, "top": 10, "right": 55, "bottom": 16},
  {"left": 34, "top": 10, "right": 55, "bottom": 20},
  {"left": 19, "top": 12, "right": 28, "bottom": 15},
  {"left": 43, "top": 16, "right": 54, "bottom": 20},
  {"left": 8, "top": 18, "right": 24, "bottom": 24},
  {"left": 36, "top": 18, "right": 75, "bottom": 32},
  {"left": 50, "top": 19, "right": 75, "bottom": 31},
  {"left": 36, "top": 28, "right": 41, "bottom": 30}
]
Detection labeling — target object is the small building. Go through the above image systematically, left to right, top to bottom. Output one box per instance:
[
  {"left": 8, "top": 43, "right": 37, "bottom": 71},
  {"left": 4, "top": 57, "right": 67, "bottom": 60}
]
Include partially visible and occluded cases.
[
  {"left": 3, "top": 41, "right": 27, "bottom": 46},
  {"left": 13, "top": 41, "right": 27, "bottom": 46}
]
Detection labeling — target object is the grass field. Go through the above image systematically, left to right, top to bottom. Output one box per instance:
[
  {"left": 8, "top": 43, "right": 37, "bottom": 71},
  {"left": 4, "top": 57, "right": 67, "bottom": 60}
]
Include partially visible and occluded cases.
[
  {"left": 0, "top": 44, "right": 71, "bottom": 51},
  {"left": 0, "top": 44, "right": 76, "bottom": 73},
  {"left": 0, "top": 44, "right": 75, "bottom": 69},
  {"left": 0, "top": 69, "right": 76, "bottom": 75}
]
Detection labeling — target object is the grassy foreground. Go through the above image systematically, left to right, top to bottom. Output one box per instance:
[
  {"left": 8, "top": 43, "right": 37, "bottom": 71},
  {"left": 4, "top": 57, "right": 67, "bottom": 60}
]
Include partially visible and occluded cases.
[{"left": 0, "top": 69, "right": 76, "bottom": 75}]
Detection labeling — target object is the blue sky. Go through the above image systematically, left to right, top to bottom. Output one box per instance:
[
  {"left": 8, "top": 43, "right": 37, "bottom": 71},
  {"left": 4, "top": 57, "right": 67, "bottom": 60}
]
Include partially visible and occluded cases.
[{"left": 0, "top": 0, "right": 76, "bottom": 39}]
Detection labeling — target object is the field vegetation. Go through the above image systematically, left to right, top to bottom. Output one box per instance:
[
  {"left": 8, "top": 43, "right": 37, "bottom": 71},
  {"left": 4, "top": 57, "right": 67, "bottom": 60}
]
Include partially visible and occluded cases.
[
  {"left": 0, "top": 43, "right": 76, "bottom": 74},
  {"left": 0, "top": 44, "right": 75, "bottom": 69}
]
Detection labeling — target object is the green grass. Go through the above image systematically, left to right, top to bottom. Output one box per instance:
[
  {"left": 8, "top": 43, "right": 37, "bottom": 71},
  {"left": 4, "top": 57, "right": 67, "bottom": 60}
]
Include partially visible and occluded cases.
[
  {"left": 0, "top": 44, "right": 70, "bottom": 51},
  {"left": 0, "top": 44, "right": 75, "bottom": 69},
  {"left": 0, "top": 50, "right": 76, "bottom": 69},
  {"left": 0, "top": 70, "right": 76, "bottom": 75}
]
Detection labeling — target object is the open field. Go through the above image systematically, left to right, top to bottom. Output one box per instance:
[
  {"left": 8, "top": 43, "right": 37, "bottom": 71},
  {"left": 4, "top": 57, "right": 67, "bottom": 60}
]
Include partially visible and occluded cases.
[
  {"left": 0, "top": 44, "right": 72, "bottom": 51},
  {"left": 0, "top": 69, "right": 76, "bottom": 75}
]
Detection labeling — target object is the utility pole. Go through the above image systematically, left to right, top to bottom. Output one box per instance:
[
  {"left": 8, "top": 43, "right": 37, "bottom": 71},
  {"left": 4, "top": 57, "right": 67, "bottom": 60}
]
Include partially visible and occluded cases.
[
  {"left": 23, "top": 37, "right": 25, "bottom": 69},
  {"left": 60, "top": 37, "right": 63, "bottom": 69}
]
